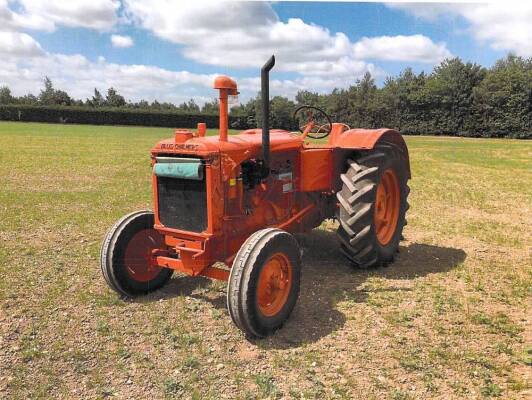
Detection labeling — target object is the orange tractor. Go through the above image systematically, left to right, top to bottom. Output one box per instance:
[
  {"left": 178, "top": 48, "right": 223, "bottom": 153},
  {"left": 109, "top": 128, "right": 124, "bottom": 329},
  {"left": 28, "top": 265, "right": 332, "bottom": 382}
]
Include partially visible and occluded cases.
[{"left": 101, "top": 56, "right": 410, "bottom": 338}]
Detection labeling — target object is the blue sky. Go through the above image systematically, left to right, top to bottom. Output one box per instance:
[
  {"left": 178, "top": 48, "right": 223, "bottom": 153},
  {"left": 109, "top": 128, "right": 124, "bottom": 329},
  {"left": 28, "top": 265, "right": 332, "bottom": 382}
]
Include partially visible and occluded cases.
[{"left": 0, "top": 1, "right": 529, "bottom": 104}]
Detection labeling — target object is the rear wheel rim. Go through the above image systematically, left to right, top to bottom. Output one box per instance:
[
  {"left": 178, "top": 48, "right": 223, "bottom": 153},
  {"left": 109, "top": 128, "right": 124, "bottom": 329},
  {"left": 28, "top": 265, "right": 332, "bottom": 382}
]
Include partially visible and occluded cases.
[
  {"left": 374, "top": 168, "right": 400, "bottom": 246},
  {"left": 123, "top": 229, "right": 163, "bottom": 282},
  {"left": 256, "top": 253, "right": 292, "bottom": 317}
]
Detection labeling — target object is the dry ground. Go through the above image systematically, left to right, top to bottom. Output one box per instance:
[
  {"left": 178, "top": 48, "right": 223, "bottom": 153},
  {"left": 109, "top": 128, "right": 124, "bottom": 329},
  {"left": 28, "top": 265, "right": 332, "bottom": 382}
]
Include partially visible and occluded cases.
[{"left": 0, "top": 121, "right": 530, "bottom": 399}]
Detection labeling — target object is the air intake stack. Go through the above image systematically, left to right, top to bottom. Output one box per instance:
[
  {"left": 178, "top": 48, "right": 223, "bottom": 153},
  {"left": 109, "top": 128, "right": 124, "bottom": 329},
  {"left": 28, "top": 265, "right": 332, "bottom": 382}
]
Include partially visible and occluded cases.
[{"left": 214, "top": 75, "right": 238, "bottom": 142}]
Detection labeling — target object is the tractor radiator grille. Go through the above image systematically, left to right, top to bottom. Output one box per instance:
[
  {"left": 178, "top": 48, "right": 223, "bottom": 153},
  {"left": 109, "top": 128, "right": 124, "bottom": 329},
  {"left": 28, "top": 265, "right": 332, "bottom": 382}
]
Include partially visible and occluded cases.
[{"left": 157, "top": 176, "right": 207, "bottom": 232}]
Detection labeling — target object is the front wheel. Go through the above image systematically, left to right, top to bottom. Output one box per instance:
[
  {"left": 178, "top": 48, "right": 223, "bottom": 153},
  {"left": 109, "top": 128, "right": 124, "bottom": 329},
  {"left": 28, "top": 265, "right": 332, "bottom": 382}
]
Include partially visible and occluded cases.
[
  {"left": 100, "top": 210, "right": 173, "bottom": 297},
  {"left": 227, "top": 228, "right": 301, "bottom": 338}
]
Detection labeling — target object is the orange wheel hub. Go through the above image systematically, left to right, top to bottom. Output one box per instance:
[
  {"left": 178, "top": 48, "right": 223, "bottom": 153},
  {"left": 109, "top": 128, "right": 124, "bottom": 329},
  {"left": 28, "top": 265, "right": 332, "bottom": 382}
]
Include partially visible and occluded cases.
[
  {"left": 374, "top": 168, "right": 400, "bottom": 246},
  {"left": 124, "top": 229, "right": 164, "bottom": 282},
  {"left": 256, "top": 253, "right": 292, "bottom": 317}
]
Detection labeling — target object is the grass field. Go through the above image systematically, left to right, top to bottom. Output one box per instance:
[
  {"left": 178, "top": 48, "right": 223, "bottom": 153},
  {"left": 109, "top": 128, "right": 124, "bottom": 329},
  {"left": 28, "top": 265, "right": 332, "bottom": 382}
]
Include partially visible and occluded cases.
[{"left": 0, "top": 121, "right": 530, "bottom": 399}]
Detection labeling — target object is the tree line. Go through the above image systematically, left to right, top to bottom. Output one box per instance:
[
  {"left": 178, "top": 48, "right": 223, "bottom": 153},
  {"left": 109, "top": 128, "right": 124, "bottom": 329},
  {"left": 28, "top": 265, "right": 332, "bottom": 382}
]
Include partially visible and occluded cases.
[
  {"left": 0, "top": 54, "right": 530, "bottom": 138},
  {"left": 231, "top": 55, "right": 531, "bottom": 138},
  {"left": 0, "top": 77, "right": 220, "bottom": 114}
]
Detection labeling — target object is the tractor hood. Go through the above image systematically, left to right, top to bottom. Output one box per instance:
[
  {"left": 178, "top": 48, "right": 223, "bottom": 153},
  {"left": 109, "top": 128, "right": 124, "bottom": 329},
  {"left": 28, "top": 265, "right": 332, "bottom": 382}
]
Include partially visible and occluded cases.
[{"left": 151, "top": 128, "right": 304, "bottom": 160}]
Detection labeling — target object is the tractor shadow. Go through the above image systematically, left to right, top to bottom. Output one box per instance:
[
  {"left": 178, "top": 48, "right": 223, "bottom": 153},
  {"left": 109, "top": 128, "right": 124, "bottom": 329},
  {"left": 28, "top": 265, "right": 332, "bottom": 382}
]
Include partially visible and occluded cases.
[
  {"left": 143, "top": 229, "right": 466, "bottom": 349},
  {"left": 256, "top": 229, "right": 467, "bottom": 349},
  {"left": 146, "top": 274, "right": 219, "bottom": 303}
]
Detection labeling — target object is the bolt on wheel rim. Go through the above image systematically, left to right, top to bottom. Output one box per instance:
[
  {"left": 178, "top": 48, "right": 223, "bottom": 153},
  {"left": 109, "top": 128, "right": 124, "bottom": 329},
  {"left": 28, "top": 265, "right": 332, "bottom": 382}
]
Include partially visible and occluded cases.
[
  {"left": 374, "top": 168, "right": 400, "bottom": 246},
  {"left": 124, "top": 229, "right": 163, "bottom": 282},
  {"left": 256, "top": 253, "right": 292, "bottom": 317}
]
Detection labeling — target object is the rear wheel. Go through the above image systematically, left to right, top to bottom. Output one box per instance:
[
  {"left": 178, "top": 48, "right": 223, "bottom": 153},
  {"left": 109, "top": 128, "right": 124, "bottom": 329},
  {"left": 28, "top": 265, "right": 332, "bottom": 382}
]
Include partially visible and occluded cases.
[
  {"left": 336, "top": 143, "right": 410, "bottom": 268},
  {"left": 100, "top": 210, "right": 173, "bottom": 297},
  {"left": 227, "top": 228, "right": 301, "bottom": 338}
]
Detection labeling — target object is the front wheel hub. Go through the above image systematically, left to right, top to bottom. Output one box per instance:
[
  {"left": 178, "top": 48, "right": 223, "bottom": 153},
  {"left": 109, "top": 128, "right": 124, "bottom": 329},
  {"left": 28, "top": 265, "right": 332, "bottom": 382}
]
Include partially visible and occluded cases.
[
  {"left": 123, "top": 229, "right": 164, "bottom": 282},
  {"left": 256, "top": 253, "right": 292, "bottom": 317}
]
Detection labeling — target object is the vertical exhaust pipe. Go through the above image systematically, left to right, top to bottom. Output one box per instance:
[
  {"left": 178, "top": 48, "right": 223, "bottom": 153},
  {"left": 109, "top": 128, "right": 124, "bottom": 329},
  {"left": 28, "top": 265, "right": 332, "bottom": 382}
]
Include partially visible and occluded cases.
[{"left": 261, "top": 55, "right": 275, "bottom": 177}]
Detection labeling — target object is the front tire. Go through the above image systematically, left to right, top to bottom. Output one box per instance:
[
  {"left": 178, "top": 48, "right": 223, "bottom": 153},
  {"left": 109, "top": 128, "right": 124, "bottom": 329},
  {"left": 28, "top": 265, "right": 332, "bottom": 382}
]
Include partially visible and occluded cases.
[
  {"left": 336, "top": 143, "right": 410, "bottom": 268},
  {"left": 100, "top": 210, "right": 173, "bottom": 297},
  {"left": 227, "top": 228, "right": 301, "bottom": 338}
]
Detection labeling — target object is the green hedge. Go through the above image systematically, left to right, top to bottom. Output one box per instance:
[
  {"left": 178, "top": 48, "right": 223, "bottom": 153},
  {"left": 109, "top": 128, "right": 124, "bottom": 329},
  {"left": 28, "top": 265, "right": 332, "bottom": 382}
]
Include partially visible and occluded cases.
[{"left": 0, "top": 105, "right": 250, "bottom": 129}]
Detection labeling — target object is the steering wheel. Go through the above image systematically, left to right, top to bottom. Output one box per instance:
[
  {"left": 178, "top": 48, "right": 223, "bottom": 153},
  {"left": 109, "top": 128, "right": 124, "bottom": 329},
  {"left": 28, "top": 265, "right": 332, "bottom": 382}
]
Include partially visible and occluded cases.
[{"left": 292, "top": 105, "right": 333, "bottom": 139}]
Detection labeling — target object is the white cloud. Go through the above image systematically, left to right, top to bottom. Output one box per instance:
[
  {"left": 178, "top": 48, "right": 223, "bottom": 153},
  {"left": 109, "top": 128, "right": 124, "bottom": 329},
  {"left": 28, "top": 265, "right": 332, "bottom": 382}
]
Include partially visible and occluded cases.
[
  {"left": 0, "top": 0, "right": 120, "bottom": 32},
  {"left": 0, "top": 0, "right": 51, "bottom": 31},
  {"left": 20, "top": 0, "right": 120, "bottom": 31},
  {"left": 123, "top": 0, "right": 449, "bottom": 78},
  {"left": 0, "top": 1, "right": 458, "bottom": 102},
  {"left": 124, "top": 1, "right": 350, "bottom": 70},
  {"left": 389, "top": 2, "right": 532, "bottom": 57},
  {"left": 386, "top": 3, "right": 455, "bottom": 22},
  {"left": 0, "top": 31, "right": 44, "bottom": 57},
  {"left": 111, "top": 34, "right": 134, "bottom": 48},
  {"left": 353, "top": 35, "right": 452, "bottom": 63},
  {"left": 1, "top": 41, "right": 367, "bottom": 104},
  {"left": 0, "top": 50, "right": 219, "bottom": 103},
  {"left": 283, "top": 57, "right": 382, "bottom": 78}
]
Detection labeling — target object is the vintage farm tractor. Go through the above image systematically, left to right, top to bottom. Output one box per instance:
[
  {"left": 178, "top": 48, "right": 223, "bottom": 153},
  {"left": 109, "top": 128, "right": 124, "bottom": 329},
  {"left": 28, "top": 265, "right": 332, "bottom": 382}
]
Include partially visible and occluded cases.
[{"left": 100, "top": 56, "right": 410, "bottom": 338}]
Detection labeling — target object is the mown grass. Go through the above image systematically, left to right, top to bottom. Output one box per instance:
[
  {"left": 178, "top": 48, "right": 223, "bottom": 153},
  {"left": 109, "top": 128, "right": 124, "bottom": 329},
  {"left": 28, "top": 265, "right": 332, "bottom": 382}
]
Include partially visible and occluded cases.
[{"left": 0, "top": 121, "right": 530, "bottom": 399}]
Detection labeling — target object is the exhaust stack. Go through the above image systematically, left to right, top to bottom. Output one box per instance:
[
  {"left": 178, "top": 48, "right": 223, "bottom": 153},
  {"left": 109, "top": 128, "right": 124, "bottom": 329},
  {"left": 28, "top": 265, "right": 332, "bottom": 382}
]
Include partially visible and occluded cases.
[{"left": 261, "top": 55, "right": 275, "bottom": 176}]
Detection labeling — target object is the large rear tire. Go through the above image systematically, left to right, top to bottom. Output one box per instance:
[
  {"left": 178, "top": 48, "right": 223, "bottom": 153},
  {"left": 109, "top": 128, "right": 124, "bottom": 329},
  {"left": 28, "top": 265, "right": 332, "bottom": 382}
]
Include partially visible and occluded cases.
[
  {"left": 336, "top": 143, "right": 410, "bottom": 268},
  {"left": 100, "top": 210, "right": 173, "bottom": 297},
  {"left": 227, "top": 228, "right": 301, "bottom": 338}
]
